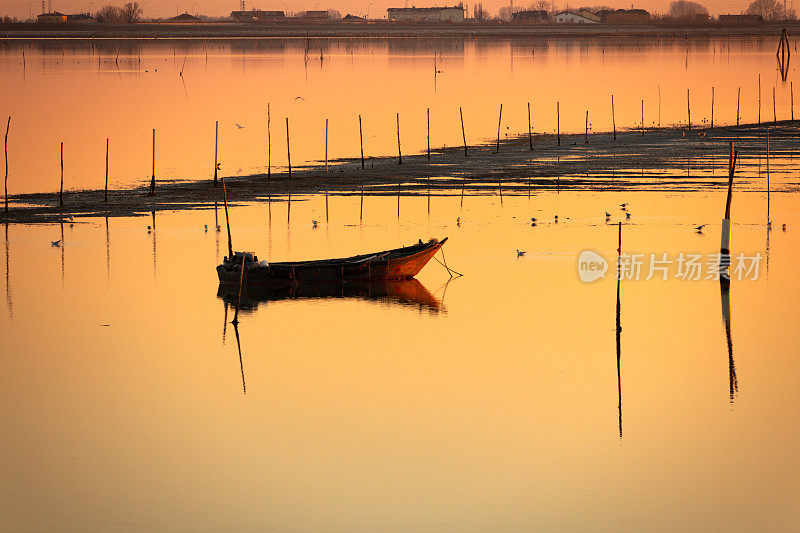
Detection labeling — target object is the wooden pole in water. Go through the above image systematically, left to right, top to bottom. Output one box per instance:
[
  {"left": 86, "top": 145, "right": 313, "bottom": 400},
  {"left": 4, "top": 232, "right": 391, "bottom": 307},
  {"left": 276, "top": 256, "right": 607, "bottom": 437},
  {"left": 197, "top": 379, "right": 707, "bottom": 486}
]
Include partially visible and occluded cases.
[
  {"left": 758, "top": 74, "right": 761, "bottom": 125},
  {"left": 792, "top": 82, "right": 795, "bottom": 121},
  {"left": 658, "top": 86, "right": 661, "bottom": 128},
  {"left": 711, "top": 86, "right": 715, "bottom": 129},
  {"left": 773, "top": 86, "right": 776, "bottom": 123},
  {"left": 737, "top": 87, "right": 740, "bottom": 126},
  {"left": 687, "top": 89, "right": 691, "bottom": 131},
  {"left": 612, "top": 94, "right": 616, "bottom": 140},
  {"left": 557, "top": 101, "right": 560, "bottom": 146},
  {"left": 528, "top": 102, "right": 533, "bottom": 149},
  {"left": 267, "top": 103, "right": 271, "bottom": 180},
  {"left": 495, "top": 103, "right": 502, "bottom": 153},
  {"left": 460, "top": 107, "right": 467, "bottom": 158},
  {"left": 427, "top": 108, "right": 430, "bottom": 161},
  {"left": 585, "top": 110, "right": 589, "bottom": 143},
  {"left": 396, "top": 112, "right": 402, "bottom": 165},
  {"left": 359, "top": 114, "right": 364, "bottom": 169},
  {"left": 3, "top": 116, "right": 9, "bottom": 213},
  {"left": 286, "top": 117, "right": 292, "bottom": 223},
  {"left": 286, "top": 117, "right": 291, "bottom": 178},
  {"left": 325, "top": 118, "right": 328, "bottom": 172},
  {"left": 213, "top": 120, "right": 219, "bottom": 187},
  {"left": 767, "top": 128, "right": 770, "bottom": 224},
  {"left": 149, "top": 129, "right": 155, "bottom": 196},
  {"left": 104, "top": 138, "right": 109, "bottom": 202},
  {"left": 59, "top": 141, "right": 64, "bottom": 207},
  {"left": 721, "top": 141, "right": 736, "bottom": 256},
  {"left": 221, "top": 175, "right": 234, "bottom": 259}
]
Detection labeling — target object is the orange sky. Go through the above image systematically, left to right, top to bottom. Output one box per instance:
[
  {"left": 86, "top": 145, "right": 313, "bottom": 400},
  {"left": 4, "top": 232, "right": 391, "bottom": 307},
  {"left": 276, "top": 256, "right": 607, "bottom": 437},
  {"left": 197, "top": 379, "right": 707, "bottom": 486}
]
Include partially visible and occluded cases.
[{"left": 2, "top": 0, "right": 765, "bottom": 20}]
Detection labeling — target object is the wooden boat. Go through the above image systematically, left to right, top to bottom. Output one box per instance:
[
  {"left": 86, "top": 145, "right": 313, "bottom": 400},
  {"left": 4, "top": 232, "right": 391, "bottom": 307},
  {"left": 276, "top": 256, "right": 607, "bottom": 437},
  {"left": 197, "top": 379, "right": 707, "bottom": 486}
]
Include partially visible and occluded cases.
[
  {"left": 217, "top": 237, "right": 447, "bottom": 285},
  {"left": 217, "top": 278, "right": 443, "bottom": 312}
]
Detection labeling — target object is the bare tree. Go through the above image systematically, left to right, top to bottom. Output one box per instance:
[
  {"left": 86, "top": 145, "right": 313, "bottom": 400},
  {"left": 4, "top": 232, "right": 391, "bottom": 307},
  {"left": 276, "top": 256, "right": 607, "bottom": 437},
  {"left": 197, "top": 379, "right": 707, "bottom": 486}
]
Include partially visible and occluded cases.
[
  {"left": 531, "top": 0, "right": 552, "bottom": 12},
  {"left": 668, "top": 0, "right": 708, "bottom": 18},
  {"left": 746, "top": 0, "right": 785, "bottom": 20},
  {"left": 121, "top": 2, "right": 142, "bottom": 23},
  {"left": 473, "top": 3, "right": 488, "bottom": 20},
  {"left": 95, "top": 4, "right": 123, "bottom": 22}
]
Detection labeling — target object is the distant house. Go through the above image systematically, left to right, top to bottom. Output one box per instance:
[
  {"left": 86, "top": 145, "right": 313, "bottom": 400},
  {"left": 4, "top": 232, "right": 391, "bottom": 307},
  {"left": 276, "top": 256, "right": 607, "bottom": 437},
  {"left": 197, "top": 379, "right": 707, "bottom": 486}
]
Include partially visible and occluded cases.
[
  {"left": 387, "top": 6, "right": 465, "bottom": 23},
  {"left": 597, "top": 8, "right": 650, "bottom": 23},
  {"left": 230, "top": 10, "right": 285, "bottom": 22},
  {"left": 297, "top": 10, "right": 330, "bottom": 20},
  {"left": 511, "top": 10, "right": 548, "bottom": 23},
  {"left": 554, "top": 10, "right": 600, "bottom": 23},
  {"left": 37, "top": 12, "right": 68, "bottom": 23},
  {"left": 66, "top": 13, "right": 95, "bottom": 23},
  {"left": 169, "top": 13, "right": 201, "bottom": 23},
  {"left": 342, "top": 14, "right": 365, "bottom": 21},
  {"left": 718, "top": 14, "right": 763, "bottom": 25}
]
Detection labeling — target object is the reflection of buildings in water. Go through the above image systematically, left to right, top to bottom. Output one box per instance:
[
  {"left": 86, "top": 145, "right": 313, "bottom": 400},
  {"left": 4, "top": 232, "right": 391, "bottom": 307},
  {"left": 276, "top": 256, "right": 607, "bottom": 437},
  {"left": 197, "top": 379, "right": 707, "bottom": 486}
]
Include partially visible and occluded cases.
[{"left": 216, "top": 278, "right": 443, "bottom": 314}]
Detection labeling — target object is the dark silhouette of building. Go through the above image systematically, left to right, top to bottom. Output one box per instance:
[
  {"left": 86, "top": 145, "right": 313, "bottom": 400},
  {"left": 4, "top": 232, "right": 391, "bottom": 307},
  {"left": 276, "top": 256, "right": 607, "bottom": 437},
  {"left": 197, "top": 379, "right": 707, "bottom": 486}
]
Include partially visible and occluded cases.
[
  {"left": 230, "top": 10, "right": 285, "bottom": 22},
  {"left": 511, "top": 10, "right": 548, "bottom": 23}
]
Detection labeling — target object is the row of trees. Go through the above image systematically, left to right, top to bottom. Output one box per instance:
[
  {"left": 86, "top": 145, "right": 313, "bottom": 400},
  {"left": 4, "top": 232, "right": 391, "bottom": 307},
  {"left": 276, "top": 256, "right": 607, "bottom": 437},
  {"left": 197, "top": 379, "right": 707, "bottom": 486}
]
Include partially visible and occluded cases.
[
  {"left": 477, "top": 0, "right": 795, "bottom": 22},
  {"left": 94, "top": 2, "right": 142, "bottom": 23}
]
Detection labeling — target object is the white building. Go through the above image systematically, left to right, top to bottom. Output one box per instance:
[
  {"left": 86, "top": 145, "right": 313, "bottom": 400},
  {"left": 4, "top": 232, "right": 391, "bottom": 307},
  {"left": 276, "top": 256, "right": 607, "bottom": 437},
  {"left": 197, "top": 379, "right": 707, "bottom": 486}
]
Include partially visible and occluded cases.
[
  {"left": 387, "top": 6, "right": 465, "bottom": 22},
  {"left": 554, "top": 10, "right": 600, "bottom": 23}
]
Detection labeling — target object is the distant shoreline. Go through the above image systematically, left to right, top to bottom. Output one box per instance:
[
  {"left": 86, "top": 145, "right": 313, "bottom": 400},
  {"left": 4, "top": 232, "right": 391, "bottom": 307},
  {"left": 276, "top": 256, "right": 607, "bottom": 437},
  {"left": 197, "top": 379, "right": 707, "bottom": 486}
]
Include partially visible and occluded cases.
[{"left": 2, "top": 21, "right": 798, "bottom": 40}]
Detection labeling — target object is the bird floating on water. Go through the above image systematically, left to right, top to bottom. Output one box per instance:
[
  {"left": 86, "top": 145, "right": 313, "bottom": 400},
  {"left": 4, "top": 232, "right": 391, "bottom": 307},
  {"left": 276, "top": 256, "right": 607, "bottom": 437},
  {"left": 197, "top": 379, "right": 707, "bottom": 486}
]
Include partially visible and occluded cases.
[
  {"left": 620, "top": 203, "right": 628, "bottom": 210},
  {"left": 605, "top": 212, "right": 611, "bottom": 218},
  {"left": 625, "top": 212, "right": 631, "bottom": 219},
  {"left": 554, "top": 215, "right": 558, "bottom": 223},
  {"left": 456, "top": 217, "right": 461, "bottom": 226},
  {"left": 530, "top": 217, "right": 537, "bottom": 223},
  {"left": 312, "top": 220, "right": 318, "bottom": 228},
  {"left": 782, "top": 223, "right": 787, "bottom": 231},
  {"left": 204, "top": 224, "right": 208, "bottom": 232},
  {"left": 695, "top": 224, "right": 707, "bottom": 233},
  {"left": 216, "top": 225, "right": 221, "bottom": 232},
  {"left": 51, "top": 240, "right": 61, "bottom": 247},
  {"left": 516, "top": 249, "right": 526, "bottom": 257}
]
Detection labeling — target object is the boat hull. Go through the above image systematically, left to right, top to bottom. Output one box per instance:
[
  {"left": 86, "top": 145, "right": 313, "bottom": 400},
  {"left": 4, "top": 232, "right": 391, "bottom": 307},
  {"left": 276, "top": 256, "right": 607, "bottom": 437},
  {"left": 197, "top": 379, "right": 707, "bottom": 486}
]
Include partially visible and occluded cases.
[{"left": 217, "top": 238, "right": 447, "bottom": 285}]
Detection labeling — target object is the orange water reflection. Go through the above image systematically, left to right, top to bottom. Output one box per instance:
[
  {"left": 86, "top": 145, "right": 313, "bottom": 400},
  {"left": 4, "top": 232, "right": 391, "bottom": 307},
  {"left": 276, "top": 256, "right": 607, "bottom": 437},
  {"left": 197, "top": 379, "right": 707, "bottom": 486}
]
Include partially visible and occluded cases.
[{"left": 0, "top": 36, "right": 793, "bottom": 195}]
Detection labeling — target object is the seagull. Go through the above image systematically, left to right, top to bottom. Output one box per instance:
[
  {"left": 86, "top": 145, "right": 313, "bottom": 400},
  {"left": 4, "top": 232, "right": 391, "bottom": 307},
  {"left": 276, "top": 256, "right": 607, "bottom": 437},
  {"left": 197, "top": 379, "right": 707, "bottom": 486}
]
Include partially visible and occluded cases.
[
  {"left": 294, "top": 96, "right": 305, "bottom": 101},
  {"left": 234, "top": 123, "right": 244, "bottom": 129},
  {"left": 620, "top": 203, "right": 628, "bottom": 210},
  {"left": 605, "top": 212, "right": 611, "bottom": 218},
  {"left": 625, "top": 212, "right": 631, "bottom": 219},
  {"left": 554, "top": 215, "right": 558, "bottom": 223},
  {"left": 456, "top": 217, "right": 461, "bottom": 226},
  {"left": 530, "top": 217, "right": 537, "bottom": 223},
  {"left": 312, "top": 220, "right": 318, "bottom": 228},
  {"left": 782, "top": 223, "right": 787, "bottom": 231},
  {"left": 204, "top": 224, "right": 208, "bottom": 232},
  {"left": 695, "top": 224, "right": 706, "bottom": 233},
  {"left": 147, "top": 225, "right": 151, "bottom": 233},
  {"left": 216, "top": 225, "right": 221, "bottom": 232},
  {"left": 51, "top": 240, "right": 61, "bottom": 247},
  {"left": 516, "top": 249, "right": 526, "bottom": 257}
]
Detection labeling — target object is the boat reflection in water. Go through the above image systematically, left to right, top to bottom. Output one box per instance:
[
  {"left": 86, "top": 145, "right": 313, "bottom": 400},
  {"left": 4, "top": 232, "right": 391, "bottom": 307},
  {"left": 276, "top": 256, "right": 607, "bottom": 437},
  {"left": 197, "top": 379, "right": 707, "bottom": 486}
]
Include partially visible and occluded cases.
[{"left": 217, "top": 278, "right": 444, "bottom": 314}]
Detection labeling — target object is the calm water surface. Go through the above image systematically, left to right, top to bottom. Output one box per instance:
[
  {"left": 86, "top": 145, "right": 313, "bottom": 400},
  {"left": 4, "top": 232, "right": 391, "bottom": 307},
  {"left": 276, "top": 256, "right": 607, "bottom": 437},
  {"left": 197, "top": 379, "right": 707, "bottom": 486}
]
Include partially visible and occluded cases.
[
  {"left": 0, "top": 36, "right": 796, "bottom": 194},
  {"left": 2, "top": 186, "right": 799, "bottom": 530}
]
